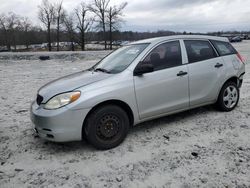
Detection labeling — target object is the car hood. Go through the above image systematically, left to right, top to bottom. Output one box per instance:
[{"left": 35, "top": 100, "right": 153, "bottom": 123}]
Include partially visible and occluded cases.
[{"left": 38, "top": 70, "right": 112, "bottom": 102}]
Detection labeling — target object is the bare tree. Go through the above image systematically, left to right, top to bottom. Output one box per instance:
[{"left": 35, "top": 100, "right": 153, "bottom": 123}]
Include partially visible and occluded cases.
[
  {"left": 38, "top": 0, "right": 55, "bottom": 51},
  {"left": 89, "top": 0, "right": 111, "bottom": 50},
  {"left": 55, "top": 1, "right": 65, "bottom": 51},
  {"left": 75, "top": 2, "right": 93, "bottom": 51},
  {"left": 107, "top": 2, "right": 127, "bottom": 50},
  {"left": 0, "top": 12, "right": 19, "bottom": 51},
  {"left": 64, "top": 13, "right": 76, "bottom": 51},
  {"left": 0, "top": 14, "right": 9, "bottom": 50},
  {"left": 20, "top": 17, "right": 32, "bottom": 49}
]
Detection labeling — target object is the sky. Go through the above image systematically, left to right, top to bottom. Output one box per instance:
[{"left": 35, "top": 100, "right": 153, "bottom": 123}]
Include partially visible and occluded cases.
[{"left": 0, "top": 0, "right": 250, "bottom": 32}]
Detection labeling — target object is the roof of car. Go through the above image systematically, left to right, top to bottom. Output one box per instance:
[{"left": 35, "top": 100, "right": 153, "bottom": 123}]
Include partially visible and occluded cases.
[{"left": 131, "top": 35, "right": 229, "bottom": 45}]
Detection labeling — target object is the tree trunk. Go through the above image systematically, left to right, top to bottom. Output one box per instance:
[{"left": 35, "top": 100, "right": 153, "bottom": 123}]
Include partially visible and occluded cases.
[
  {"left": 109, "top": 8, "right": 112, "bottom": 50},
  {"left": 57, "top": 17, "right": 60, "bottom": 51},
  {"left": 109, "top": 17, "right": 112, "bottom": 50},
  {"left": 102, "top": 19, "right": 106, "bottom": 50},
  {"left": 48, "top": 23, "right": 52, "bottom": 51},
  {"left": 5, "top": 30, "right": 11, "bottom": 51},
  {"left": 25, "top": 30, "right": 29, "bottom": 49},
  {"left": 81, "top": 31, "right": 85, "bottom": 51},
  {"left": 110, "top": 34, "right": 112, "bottom": 50},
  {"left": 13, "top": 37, "right": 16, "bottom": 52},
  {"left": 71, "top": 41, "right": 75, "bottom": 51},
  {"left": 7, "top": 43, "right": 11, "bottom": 51}
]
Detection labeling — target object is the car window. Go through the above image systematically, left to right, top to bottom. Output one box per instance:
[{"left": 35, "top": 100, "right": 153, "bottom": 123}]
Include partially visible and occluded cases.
[
  {"left": 184, "top": 40, "right": 218, "bottom": 63},
  {"left": 210, "top": 40, "right": 237, "bottom": 56},
  {"left": 141, "top": 41, "right": 182, "bottom": 71},
  {"left": 93, "top": 43, "right": 149, "bottom": 74}
]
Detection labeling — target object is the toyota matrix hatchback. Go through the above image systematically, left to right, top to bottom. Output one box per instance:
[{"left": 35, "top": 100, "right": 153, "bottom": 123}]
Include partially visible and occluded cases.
[{"left": 31, "top": 35, "right": 245, "bottom": 149}]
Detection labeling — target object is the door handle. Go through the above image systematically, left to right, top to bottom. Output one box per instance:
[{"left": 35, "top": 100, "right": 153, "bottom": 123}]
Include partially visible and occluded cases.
[
  {"left": 214, "top": 63, "right": 223, "bottom": 68},
  {"left": 177, "top": 71, "right": 188, "bottom": 77}
]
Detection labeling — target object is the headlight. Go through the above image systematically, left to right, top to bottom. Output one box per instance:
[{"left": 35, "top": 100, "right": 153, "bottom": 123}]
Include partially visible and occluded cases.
[{"left": 44, "top": 91, "right": 81, "bottom": 110}]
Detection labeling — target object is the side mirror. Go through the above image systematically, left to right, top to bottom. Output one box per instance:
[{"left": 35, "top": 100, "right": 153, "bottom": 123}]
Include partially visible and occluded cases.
[{"left": 134, "top": 63, "right": 154, "bottom": 76}]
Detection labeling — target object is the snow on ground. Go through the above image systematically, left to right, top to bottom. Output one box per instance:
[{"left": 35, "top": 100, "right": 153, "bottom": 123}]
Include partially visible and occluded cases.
[
  {"left": 0, "top": 41, "right": 250, "bottom": 188},
  {"left": 0, "top": 51, "right": 111, "bottom": 62}
]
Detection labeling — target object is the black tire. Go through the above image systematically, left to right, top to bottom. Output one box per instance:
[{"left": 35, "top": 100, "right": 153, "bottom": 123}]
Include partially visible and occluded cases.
[
  {"left": 217, "top": 81, "right": 239, "bottom": 112},
  {"left": 84, "top": 105, "right": 129, "bottom": 150}
]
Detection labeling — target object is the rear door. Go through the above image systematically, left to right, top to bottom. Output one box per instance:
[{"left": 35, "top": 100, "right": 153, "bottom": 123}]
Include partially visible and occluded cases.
[
  {"left": 134, "top": 40, "right": 189, "bottom": 119},
  {"left": 184, "top": 40, "right": 226, "bottom": 107}
]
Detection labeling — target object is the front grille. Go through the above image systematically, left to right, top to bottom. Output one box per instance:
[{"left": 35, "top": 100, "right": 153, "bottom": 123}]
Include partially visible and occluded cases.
[{"left": 36, "top": 94, "right": 43, "bottom": 105}]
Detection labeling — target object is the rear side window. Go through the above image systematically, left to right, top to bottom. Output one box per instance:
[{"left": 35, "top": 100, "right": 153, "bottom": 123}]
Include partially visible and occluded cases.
[
  {"left": 184, "top": 40, "right": 218, "bottom": 63},
  {"left": 210, "top": 40, "right": 237, "bottom": 56}
]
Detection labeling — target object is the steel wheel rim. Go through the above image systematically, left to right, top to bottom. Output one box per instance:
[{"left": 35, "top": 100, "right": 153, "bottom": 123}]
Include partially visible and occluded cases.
[
  {"left": 223, "top": 85, "right": 238, "bottom": 109},
  {"left": 96, "top": 114, "right": 121, "bottom": 141}
]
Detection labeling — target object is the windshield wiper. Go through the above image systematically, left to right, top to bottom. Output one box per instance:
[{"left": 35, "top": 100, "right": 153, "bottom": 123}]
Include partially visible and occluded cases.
[{"left": 94, "top": 68, "right": 111, "bottom": 74}]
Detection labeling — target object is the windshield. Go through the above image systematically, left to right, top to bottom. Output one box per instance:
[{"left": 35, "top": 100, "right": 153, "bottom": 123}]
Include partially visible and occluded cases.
[{"left": 92, "top": 43, "right": 149, "bottom": 74}]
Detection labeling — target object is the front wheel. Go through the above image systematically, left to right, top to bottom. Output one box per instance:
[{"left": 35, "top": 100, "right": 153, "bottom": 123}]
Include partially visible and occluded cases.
[
  {"left": 217, "top": 81, "right": 239, "bottom": 111},
  {"left": 84, "top": 105, "right": 129, "bottom": 150}
]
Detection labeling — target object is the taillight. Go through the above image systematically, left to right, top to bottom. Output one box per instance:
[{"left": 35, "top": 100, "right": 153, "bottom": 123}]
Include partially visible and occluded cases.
[{"left": 237, "top": 53, "right": 245, "bottom": 64}]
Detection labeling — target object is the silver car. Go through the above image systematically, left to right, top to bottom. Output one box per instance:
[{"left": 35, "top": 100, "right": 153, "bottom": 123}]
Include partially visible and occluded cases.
[{"left": 31, "top": 35, "right": 245, "bottom": 149}]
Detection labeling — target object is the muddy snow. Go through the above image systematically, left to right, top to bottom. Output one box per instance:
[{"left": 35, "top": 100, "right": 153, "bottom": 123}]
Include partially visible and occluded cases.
[{"left": 0, "top": 41, "right": 250, "bottom": 188}]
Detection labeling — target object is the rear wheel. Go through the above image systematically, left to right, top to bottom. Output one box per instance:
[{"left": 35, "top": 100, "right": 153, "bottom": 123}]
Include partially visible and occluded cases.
[
  {"left": 217, "top": 81, "right": 239, "bottom": 111},
  {"left": 84, "top": 105, "right": 129, "bottom": 150}
]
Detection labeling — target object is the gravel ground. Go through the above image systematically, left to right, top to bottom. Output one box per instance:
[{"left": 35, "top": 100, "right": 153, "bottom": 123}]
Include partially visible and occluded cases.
[{"left": 0, "top": 41, "right": 250, "bottom": 188}]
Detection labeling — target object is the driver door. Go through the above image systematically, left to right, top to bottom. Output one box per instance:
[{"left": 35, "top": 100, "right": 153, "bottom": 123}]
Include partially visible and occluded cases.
[{"left": 134, "top": 40, "right": 189, "bottom": 119}]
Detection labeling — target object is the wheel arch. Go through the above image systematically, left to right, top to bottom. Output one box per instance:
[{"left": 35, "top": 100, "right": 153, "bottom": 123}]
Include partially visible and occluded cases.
[
  {"left": 217, "top": 76, "right": 239, "bottom": 101},
  {"left": 224, "top": 77, "right": 238, "bottom": 86},
  {"left": 82, "top": 99, "right": 134, "bottom": 139}
]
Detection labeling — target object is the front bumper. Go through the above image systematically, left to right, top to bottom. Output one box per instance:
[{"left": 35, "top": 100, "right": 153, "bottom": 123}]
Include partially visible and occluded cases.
[{"left": 30, "top": 102, "right": 90, "bottom": 142}]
